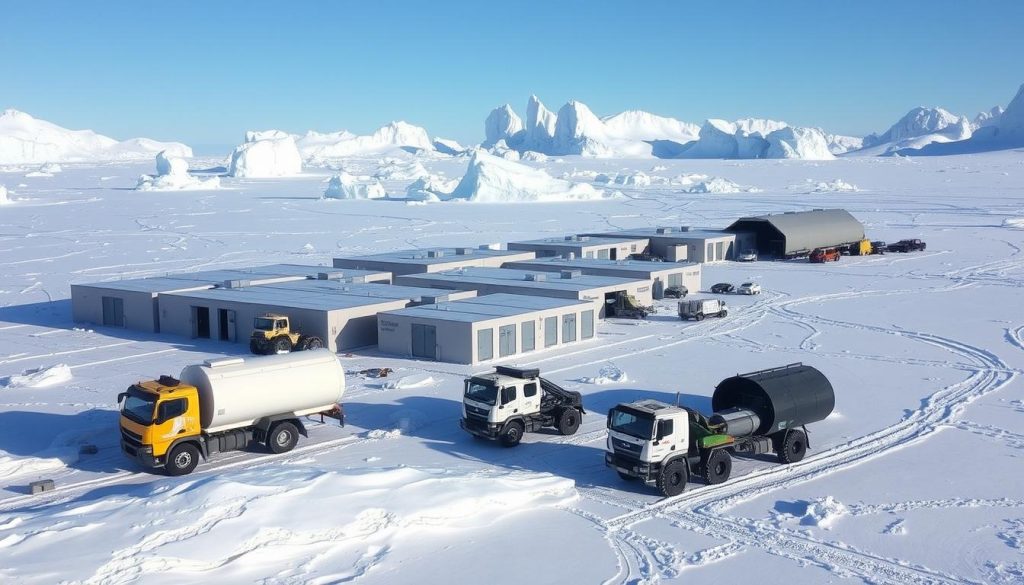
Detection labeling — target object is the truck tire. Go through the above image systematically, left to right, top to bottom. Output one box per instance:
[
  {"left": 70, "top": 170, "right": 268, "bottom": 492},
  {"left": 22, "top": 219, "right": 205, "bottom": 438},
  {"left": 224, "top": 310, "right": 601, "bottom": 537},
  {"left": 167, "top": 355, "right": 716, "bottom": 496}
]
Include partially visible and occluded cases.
[
  {"left": 718, "top": 310, "right": 728, "bottom": 318},
  {"left": 696, "top": 313, "right": 705, "bottom": 321},
  {"left": 273, "top": 336, "right": 292, "bottom": 354},
  {"left": 302, "top": 336, "right": 324, "bottom": 351},
  {"left": 250, "top": 339, "right": 261, "bottom": 354},
  {"left": 557, "top": 408, "right": 581, "bottom": 436},
  {"left": 267, "top": 421, "right": 299, "bottom": 454},
  {"left": 499, "top": 421, "right": 524, "bottom": 447},
  {"left": 777, "top": 429, "right": 807, "bottom": 464},
  {"left": 165, "top": 443, "right": 199, "bottom": 476},
  {"left": 700, "top": 449, "right": 732, "bottom": 485},
  {"left": 657, "top": 459, "right": 688, "bottom": 497}
]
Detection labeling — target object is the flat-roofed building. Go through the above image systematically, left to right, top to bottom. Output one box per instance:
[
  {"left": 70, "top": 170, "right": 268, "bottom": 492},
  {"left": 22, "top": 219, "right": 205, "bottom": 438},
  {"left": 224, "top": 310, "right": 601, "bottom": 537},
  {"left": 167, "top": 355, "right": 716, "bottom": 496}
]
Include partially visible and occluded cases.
[
  {"left": 584, "top": 227, "right": 748, "bottom": 263},
  {"left": 507, "top": 235, "right": 649, "bottom": 260},
  {"left": 333, "top": 246, "right": 536, "bottom": 278},
  {"left": 503, "top": 257, "right": 701, "bottom": 298}
]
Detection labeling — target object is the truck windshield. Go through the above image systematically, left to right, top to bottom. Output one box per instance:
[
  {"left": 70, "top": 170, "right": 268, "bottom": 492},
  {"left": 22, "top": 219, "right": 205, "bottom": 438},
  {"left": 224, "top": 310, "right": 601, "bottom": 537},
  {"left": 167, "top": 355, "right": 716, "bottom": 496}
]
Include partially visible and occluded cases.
[
  {"left": 254, "top": 317, "right": 275, "bottom": 331},
  {"left": 465, "top": 380, "right": 498, "bottom": 406},
  {"left": 122, "top": 386, "right": 157, "bottom": 425},
  {"left": 608, "top": 408, "right": 654, "bottom": 440}
]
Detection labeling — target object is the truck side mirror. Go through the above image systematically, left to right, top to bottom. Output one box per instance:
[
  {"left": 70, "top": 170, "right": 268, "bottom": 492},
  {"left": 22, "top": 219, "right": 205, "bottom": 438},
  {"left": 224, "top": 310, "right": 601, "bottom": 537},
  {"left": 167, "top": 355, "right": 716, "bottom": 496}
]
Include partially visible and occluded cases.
[{"left": 117, "top": 392, "right": 127, "bottom": 404}]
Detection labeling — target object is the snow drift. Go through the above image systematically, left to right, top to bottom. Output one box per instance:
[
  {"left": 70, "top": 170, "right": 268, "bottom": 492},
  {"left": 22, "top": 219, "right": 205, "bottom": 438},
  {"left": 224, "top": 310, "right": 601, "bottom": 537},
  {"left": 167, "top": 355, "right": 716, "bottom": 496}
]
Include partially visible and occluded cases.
[
  {"left": 0, "top": 109, "right": 192, "bottom": 165},
  {"left": 298, "top": 121, "right": 433, "bottom": 159},
  {"left": 228, "top": 130, "right": 303, "bottom": 178},
  {"left": 136, "top": 151, "right": 221, "bottom": 191},
  {"left": 449, "top": 151, "right": 606, "bottom": 202},
  {"left": 323, "top": 173, "right": 387, "bottom": 200},
  {"left": 0, "top": 184, "right": 10, "bottom": 205},
  {"left": 1, "top": 364, "right": 72, "bottom": 389}
]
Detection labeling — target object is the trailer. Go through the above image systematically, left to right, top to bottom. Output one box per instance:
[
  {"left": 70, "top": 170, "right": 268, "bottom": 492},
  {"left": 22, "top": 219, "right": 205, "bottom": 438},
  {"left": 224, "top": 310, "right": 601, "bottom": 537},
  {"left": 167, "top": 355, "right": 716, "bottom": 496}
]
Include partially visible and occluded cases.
[
  {"left": 678, "top": 298, "right": 728, "bottom": 321},
  {"left": 119, "top": 350, "right": 346, "bottom": 475},
  {"left": 605, "top": 363, "right": 834, "bottom": 496},
  {"left": 461, "top": 366, "right": 585, "bottom": 447}
]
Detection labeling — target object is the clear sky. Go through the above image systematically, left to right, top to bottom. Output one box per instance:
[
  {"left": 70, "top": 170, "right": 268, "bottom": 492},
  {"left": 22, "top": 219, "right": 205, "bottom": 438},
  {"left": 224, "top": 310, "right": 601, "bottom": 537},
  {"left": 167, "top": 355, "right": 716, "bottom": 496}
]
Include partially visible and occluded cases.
[{"left": 3, "top": 0, "right": 1022, "bottom": 153}]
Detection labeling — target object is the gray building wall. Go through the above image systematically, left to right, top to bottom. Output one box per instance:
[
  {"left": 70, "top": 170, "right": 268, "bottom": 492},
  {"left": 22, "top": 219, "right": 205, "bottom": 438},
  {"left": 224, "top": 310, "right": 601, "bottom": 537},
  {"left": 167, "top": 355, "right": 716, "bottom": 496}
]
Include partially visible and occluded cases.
[
  {"left": 508, "top": 238, "right": 648, "bottom": 261},
  {"left": 333, "top": 250, "right": 536, "bottom": 277},
  {"left": 70, "top": 283, "right": 207, "bottom": 333}
]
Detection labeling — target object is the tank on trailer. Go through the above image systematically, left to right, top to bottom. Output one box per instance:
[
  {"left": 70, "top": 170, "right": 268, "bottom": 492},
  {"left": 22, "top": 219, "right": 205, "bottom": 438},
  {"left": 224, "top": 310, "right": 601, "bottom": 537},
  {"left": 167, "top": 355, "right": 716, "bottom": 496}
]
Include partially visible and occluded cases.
[
  {"left": 179, "top": 349, "right": 346, "bottom": 433},
  {"left": 710, "top": 363, "right": 834, "bottom": 436}
]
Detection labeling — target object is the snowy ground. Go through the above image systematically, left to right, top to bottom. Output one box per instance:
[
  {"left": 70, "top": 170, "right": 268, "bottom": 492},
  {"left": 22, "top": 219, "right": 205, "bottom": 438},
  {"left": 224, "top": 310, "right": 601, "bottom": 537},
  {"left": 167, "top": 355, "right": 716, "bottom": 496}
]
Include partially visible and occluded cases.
[{"left": 1, "top": 151, "right": 1023, "bottom": 584}]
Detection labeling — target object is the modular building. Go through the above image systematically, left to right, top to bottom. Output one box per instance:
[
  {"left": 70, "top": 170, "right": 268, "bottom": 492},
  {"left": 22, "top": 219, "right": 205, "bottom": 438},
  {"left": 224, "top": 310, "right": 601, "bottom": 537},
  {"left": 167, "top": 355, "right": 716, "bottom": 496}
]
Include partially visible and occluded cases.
[
  {"left": 724, "top": 209, "right": 865, "bottom": 258},
  {"left": 583, "top": 227, "right": 750, "bottom": 263},
  {"left": 507, "top": 235, "right": 650, "bottom": 260},
  {"left": 333, "top": 246, "right": 537, "bottom": 278},
  {"left": 502, "top": 257, "right": 702, "bottom": 299},
  {"left": 69, "top": 264, "right": 385, "bottom": 333},
  {"left": 394, "top": 266, "right": 653, "bottom": 317},
  {"left": 157, "top": 279, "right": 475, "bottom": 352},
  {"left": 378, "top": 294, "right": 597, "bottom": 364}
]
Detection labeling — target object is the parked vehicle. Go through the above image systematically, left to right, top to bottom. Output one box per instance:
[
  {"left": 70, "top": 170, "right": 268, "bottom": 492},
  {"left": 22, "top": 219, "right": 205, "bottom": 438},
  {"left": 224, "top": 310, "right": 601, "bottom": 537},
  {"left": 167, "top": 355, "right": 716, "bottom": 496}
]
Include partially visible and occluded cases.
[
  {"left": 852, "top": 239, "right": 873, "bottom": 256},
  {"left": 887, "top": 239, "right": 927, "bottom": 253},
  {"left": 871, "top": 241, "right": 887, "bottom": 255},
  {"left": 809, "top": 247, "right": 840, "bottom": 263},
  {"left": 737, "top": 250, "right": 758, "bottom": 262},
  {"left": 710, "top": 282, "right": 735, "bottom": 294},
  {"left": 737, "top": 282, "right": 761, "bottom": 295},
  {"left": 663, "top": 285, "right": 688, "bottom": 299},
  {"left": 607, "top": 292, "right": 654, "bottom": 319},
  {"left": 678, "top": 298, "right": 728, "bottom": 321},
  {"left": 250, "top": 313, "right": 324, "bottom": 355},
  {"left": 119, "top": 350, "right": 345, "bottom": 476},
  {"left": 605, "top": 363, "right": 835, "bottom": 496},
  {"left": 461, "top": 366, "right": 585, "bottom": 447}
]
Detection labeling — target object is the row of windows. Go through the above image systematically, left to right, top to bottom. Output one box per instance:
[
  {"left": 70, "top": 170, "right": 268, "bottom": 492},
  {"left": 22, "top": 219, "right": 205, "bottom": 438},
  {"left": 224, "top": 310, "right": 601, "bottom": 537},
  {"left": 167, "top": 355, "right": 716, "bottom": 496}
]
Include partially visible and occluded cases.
[{"left": 477, "top": 310, "right": 595, "bottom": 361}]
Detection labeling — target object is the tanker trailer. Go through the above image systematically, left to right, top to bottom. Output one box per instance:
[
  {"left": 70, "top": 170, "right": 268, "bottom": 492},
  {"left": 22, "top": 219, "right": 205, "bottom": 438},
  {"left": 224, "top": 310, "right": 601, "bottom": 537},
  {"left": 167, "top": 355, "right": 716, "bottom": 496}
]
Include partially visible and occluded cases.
[
  {"left": 119, "top": 349, "right": 346, "bottom": 475},
  {"left": 605, "top": 363, "right": 834, "bottom": 496}
]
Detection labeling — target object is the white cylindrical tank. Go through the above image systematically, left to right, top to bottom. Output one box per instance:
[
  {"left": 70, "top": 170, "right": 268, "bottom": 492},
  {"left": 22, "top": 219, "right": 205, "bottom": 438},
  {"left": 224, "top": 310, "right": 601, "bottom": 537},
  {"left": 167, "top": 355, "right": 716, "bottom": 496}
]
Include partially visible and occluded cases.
[{"left": 179, "top": 349, "right": 346, "bottom": 433}]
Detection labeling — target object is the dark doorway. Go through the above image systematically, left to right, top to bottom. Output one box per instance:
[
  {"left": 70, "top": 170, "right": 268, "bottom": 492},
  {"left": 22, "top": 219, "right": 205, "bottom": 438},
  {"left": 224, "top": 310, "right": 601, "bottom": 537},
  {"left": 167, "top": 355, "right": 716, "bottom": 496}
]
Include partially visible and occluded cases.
[
  {"left": 101, "top": 296, "right": 125, "bottom": 327},
  {"left": 193, "top": 306, "right": 211, "bottom": 339},
  {"left": 411, "top": 323, "right": 437, "bottom": 359}
]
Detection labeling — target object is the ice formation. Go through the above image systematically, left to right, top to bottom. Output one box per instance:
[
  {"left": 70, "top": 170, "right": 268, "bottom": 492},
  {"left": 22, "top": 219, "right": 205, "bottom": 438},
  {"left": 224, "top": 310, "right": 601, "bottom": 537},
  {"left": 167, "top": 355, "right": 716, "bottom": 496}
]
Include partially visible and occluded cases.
[
  {"left": 898, "top": 84, "right": 1024, "bottom": 155},
  {"left": 483, "top": 105, "right": 524, "bottom": 147},
  {"left": 855, "top": 107, "right": 973, "bottom": 154},
  {"left": 0, "top": 109, "right": 191, "bottom": 164},
  {"left": 676, "top": 119, "right": 833, "bottom": 160},
  {"left": 297, "top": 121, "right": 433, "bottom": 159},
  {"left": 765, "top": 127, "right": 836, "bottom": 160},
  {"left": 228, "top": 130, "right": 303, "bottom": 178},
  {"left": 432, "top": 138, "right": 466, "bottom": 156},
  {"left": 136, "top": 151, "right": 221, "bottom": 191},
  {"left": 448, "top": 151, "right": 606, "bottom": 203},
  {"left": 373, "top": 158, "right": 429, "bottom": 180},
  {"left": 323, "top": 173, "right": 387, "bottom": 200},
  {"left": 405, "top": 175, "right": 458, "bottom": 201},
  {"left": 810, "top": 179, "right": 859, "bottom": 193}
]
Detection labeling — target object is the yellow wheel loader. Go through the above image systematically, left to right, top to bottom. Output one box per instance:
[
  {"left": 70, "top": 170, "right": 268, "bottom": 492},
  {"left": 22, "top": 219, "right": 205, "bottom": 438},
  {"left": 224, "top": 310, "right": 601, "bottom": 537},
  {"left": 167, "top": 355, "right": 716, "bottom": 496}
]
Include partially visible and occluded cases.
[{"left": 249, "top": 314, "right": 325, "bottom": 355}]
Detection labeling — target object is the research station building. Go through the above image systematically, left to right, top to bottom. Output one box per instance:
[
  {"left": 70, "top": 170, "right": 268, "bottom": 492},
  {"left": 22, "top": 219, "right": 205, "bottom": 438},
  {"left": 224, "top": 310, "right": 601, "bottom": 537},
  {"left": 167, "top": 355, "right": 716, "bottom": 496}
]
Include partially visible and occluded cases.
[
  {"left": 725, "top": 209, "right": 865, "bottom": 258},
  {"left": 584, "top": 227, "right": 750, "bottom": 263},
  {"left": 507, "top": 235, "right": 650, "bottom": 260},
  {"left": 332, "top": 246, "right": 537, "bottom": 278},
  {"left": 502, "top": 257, "right": 702, "bottom": 299},
  {"left": 378, "top": 293, "right": 596, "bottom": 364}
]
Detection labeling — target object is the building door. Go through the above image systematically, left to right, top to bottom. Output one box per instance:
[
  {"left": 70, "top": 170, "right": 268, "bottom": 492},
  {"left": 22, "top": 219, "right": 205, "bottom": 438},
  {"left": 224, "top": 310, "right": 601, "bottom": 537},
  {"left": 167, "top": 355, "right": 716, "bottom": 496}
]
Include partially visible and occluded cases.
[
  {"left": 715, "top": 241, "right": 724, "bottom": 261},
  {"left": 706, "top": 242, "right": 714, "bottom": 262},
  {"left": 610, "top": 247, "right": 618, "bottom": 260},
  {"left": 101, "top": 296, "right": 125, "bottom": 327},
  {"left": 192, "top": 306, "right": 211, "bottom": 339},
  {"left": 218, "top": 309, "right": 236, "bottom": 342},
  {"left": 581, "top": 310, "right": 595, "bottom": 339},
  {"left": 562, "top": 313, "right": 577, "bottom": 343},
  {"left": 544, "top": 316, "right": 558, "bottom": 347},
  {"left": 521, "top": 321, "right": 535, "bottom": 352},
  {"left": 411, "top": 323, "right": 437, "bottom": 359},
  {"left": 498, "top": 324, "right": 516, "bottom": 357},
  {"left": 477, "top": 328, "right": 494, "bottom": 361}
]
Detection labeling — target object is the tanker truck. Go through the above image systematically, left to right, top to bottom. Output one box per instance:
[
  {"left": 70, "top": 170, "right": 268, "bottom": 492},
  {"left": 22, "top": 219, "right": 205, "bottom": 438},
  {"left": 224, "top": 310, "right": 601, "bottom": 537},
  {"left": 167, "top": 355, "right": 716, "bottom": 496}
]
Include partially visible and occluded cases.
[
  {"left": 118, "top": 350, "right": 346, "bottom": 476},
  {"left": 605, "top": 363, "right": 834, "bottom": 496}
]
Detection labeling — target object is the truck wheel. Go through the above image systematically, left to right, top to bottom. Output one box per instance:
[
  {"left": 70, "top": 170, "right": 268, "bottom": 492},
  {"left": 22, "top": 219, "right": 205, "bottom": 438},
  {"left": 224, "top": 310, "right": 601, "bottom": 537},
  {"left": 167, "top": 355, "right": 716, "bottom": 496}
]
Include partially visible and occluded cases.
[
  {"left": 719, "top": 310, "right": 728, "bottom": 318},
  {"left": 696, "top": 313, "right": 705, "bottom": 321},
  {"left": 273, "top": 336, "right": 292, "bottom": 354},
  {"left": 304, "top": 336, "right": 324, "bottom": 350},
  {"left": 249, "top": 339, "right": 261, "bottom": 354},
  {"left": 557, "top": 408, "right": 581, "bottom": 436},
  {"left": 267, "top": 421, "right": 299, "bottom": 454},
  {"left": 499, "top": 421, "right": 524, "bottom": 447},
  {"left": 777, "top": 429, "right": 807, "bottom": 464},
  {"left": 165, "top": 443, "right": 199, "bottom": 476},
  {"left": 700, "top": 449, "right": 732, "bottom": 485},
  {"left": 657, "top": 459, "right": 688, "bottom": 497}
]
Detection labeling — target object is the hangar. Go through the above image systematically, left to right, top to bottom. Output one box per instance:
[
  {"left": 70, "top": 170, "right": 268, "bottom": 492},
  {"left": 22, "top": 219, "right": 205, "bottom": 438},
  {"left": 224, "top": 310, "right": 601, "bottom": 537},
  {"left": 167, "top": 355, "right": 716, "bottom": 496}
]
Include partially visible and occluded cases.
[{"left": 724, "top": 209, "right": 865, "bottom": 258}]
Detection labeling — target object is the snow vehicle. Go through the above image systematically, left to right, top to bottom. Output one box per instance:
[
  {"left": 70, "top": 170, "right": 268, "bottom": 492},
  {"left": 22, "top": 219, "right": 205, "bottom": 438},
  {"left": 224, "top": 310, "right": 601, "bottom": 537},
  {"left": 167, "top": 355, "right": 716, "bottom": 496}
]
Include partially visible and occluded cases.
[
  {"left": 887, "top": 239, "right": 927, "bottom": 253},
  {"left": 809, "top": 247, "right": 841, "bottom": 263},
  {"left": 737, "top": 282, "right": 761, "bottom": 295},
  {"left": 606, "top": 292, "right": 653, "bottom": 318},
  {"left": 678, "top": 298, "right": 728, "bottom": 321},
  {"left": 249, "top": 313, "right": 325, "bottom": 354},
  {"left": 119, "top": 351, "right": 345, "bottom": 475},
  {"left": 605, "top": 363, "right": 834, "bottom": 496},
  {"left": 461, "top": 366, "right": 585, "bottom": 447}
]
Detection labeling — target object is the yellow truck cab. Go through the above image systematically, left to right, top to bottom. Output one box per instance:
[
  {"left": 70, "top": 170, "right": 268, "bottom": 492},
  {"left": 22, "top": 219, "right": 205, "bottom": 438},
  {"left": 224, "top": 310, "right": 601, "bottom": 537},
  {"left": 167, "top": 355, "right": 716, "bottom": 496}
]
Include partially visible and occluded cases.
[{"left": 119, "top": 376, "right": 201, "bottom": 471}]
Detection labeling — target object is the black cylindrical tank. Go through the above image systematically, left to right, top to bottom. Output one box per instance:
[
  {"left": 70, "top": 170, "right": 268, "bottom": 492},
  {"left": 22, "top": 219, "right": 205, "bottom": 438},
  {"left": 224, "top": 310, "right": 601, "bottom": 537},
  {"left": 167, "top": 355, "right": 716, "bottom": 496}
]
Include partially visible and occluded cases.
[
  {"left": 711, "top": 363, "right": 834, "bottom": 436},
  {"left": 708, "top": 407, "right": 761, "bottom": 437}
]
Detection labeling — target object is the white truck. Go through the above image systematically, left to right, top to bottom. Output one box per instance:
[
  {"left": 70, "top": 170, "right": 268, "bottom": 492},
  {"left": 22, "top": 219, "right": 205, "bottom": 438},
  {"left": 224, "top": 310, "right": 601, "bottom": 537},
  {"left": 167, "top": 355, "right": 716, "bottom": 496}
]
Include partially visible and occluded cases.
[
  {"left": 678, "top": 298, "right": 728, "bottom": 321},
  {"left": 119, "top": 350, "right": 346, "bottom": 475},
  {"left": 460, "top": 366, "right": 585, "bottom": 447}
]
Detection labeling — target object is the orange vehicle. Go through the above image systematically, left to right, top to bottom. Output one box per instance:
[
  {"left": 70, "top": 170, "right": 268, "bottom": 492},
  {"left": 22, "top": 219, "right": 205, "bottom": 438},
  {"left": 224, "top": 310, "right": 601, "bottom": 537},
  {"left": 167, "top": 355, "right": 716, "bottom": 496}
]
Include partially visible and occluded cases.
[{"left": 809, "top": 247, "right": 840, "bottom": 263}]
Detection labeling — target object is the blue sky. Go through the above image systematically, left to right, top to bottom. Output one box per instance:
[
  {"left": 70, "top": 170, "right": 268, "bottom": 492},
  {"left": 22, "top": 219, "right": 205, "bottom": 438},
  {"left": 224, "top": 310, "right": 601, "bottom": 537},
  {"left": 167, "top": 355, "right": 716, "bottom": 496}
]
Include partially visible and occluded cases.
[{"left": 3, "top": 1, "right": 1022, "bottom": 152}]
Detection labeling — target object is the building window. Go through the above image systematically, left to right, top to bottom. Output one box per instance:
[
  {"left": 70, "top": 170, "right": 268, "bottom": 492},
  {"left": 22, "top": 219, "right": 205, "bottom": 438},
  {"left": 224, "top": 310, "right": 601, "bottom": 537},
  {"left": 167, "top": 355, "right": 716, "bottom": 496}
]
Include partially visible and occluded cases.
[
  {"left": 716, "top": 241, "right": 724, "bottom": 260},
  {"left": 706, "top": 242, "right": 714, "bottom": 261},
  {"left": 631, "top": 244, "right": 637, "bottom": 253},
  {"left": 597, "top": 248, "right": 610, "bottom": 260},
  {"left": 585, "top": 251, "right": 595, "bottom": 259},
  {"left": 668, "top": 273, "right": 683, "bottom": 287},
  {"left": 581, "top": 310, "right": 594, "bottom": 339},
  {"left": 562, "top": 313, "right": 577, "bottom": 343},
  {"left": 544, "top": 316, "right": 558, "bottom": 347},
  {"left": 522, "top": 321, "right": 535, "bottom": 352},
  {"left": 498, "top": 324, "right": 517, "bottom": 357},
  {"left": 477, "top": 328, "right": 494, "bottom": 361}
]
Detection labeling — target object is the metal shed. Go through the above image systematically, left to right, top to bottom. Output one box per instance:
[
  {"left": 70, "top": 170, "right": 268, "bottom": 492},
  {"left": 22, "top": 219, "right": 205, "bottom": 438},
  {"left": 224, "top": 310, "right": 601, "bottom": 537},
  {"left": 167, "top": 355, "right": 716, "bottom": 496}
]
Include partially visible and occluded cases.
[
  {"left": 724, "top": 209, "right": 865, "bottom": 258},
  {"left": 507, "top": 235, "right": 650, "bottom": 261},
  {"left": 333, "top": 246, "right": 537, "bottom": 277},
  {"left": 502, "top": 257, "right": 701, "bottom": 299},
  {"left": 69, "top": 264, "right": 381, "bottom": 333},
  {"left": 394, "top": 267, "right": 653, "bottom": 318},
  {"left": 157, "top": 279, "right": 475, "bottom": 352},
  {"left": 378, "top": 294, "right": 597, "bottom": 364},
  {"left": 712, "top": 363, "right": 835, "bottom": 436}
]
